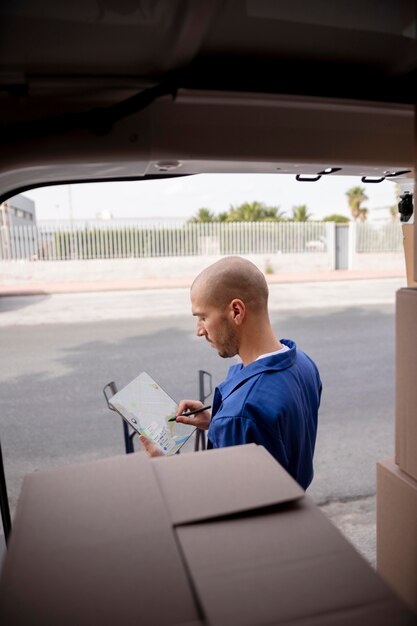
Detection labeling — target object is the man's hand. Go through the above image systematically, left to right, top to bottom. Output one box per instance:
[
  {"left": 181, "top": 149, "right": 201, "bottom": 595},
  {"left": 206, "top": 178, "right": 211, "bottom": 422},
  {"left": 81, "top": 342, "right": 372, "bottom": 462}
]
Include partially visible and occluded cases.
[
  {"left": 139, "top": 399, "right": 211, "bottom": 458},
  {"left": 175, "top": 399, "right": 211, "bottom": 430},
  {"left": 139, "top": 435, "right": 164, "bottom": 458}
]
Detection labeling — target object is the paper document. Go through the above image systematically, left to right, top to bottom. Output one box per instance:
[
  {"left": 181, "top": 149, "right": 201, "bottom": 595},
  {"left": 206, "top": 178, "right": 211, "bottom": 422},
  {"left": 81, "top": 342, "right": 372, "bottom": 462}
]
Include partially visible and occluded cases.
[{"left": 109, "top": 372, "right": 196, "bottom": 455}]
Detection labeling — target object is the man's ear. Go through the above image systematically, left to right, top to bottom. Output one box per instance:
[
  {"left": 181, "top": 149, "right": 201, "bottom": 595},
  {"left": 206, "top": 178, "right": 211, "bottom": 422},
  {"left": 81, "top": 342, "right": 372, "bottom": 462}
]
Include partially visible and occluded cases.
[{"left": 230, "top": 299, "right": 245, "bottom": 325}]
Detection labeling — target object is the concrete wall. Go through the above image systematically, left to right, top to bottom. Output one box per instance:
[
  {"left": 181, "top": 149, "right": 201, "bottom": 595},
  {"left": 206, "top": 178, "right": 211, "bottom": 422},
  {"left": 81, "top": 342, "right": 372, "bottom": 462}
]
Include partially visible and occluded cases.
[
  {"left": 0, "top": 252, "right": 405, "bottom": 285},
  {"left": 351, "top": 253, "right": 406, "bottom": 272}
]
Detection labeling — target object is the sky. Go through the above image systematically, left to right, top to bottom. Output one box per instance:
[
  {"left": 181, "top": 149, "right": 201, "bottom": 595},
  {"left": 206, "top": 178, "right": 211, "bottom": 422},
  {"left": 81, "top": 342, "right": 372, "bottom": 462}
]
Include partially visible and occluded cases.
[{"left": 23, "top": 173, "right": 399, "bottom": 223}]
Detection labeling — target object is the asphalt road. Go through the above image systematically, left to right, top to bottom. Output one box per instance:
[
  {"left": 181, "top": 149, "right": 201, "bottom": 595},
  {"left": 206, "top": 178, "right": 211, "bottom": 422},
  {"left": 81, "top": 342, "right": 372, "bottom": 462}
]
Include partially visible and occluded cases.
[{"left": 0, "top": 278, "right": 403, "bottom": 565}]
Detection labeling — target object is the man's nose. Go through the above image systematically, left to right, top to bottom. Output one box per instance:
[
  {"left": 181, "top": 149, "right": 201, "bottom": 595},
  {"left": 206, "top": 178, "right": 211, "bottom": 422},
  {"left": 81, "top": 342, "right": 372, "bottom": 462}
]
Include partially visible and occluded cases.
[{"left": 196, "top": 321, "right": 206, "bottom": 337}]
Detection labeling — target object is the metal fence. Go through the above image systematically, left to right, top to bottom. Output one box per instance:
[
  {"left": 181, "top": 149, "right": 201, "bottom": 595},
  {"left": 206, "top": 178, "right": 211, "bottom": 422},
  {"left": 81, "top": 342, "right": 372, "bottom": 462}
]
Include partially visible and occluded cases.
[
  {"left": 0, "top": 220, "right": 403, "bottom": 261},
  {"left": 0, "top": 221, "right": 329, "bottom": 261},
  {"left": 355, "top": 222, "right": 403, "bottom": 253}
]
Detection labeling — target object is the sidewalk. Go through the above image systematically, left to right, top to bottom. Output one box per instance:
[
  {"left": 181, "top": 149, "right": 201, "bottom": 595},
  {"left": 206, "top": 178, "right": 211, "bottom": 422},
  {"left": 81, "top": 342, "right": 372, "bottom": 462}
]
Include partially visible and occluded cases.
[{"left": 0, "top": 267, "right": 406, "bottom": 297}]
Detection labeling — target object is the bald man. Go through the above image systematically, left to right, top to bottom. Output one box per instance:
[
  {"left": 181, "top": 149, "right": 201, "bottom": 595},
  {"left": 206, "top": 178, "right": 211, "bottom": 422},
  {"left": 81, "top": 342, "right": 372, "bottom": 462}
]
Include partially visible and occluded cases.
[{"left": 140, "top": 256, "right": 322, "bottom": 490}]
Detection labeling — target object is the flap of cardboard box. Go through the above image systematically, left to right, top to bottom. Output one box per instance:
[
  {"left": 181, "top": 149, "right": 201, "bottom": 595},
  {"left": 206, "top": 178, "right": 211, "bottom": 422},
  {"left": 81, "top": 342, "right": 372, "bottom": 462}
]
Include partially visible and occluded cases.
[
  {"left": 151, "top": 444, "right": 305, "bottom": 525},
  {"left": 0, "top": 453, "right": 201, "bottom": 626},
  {"left": 177, "top": 496, "right": 411, "bottom": 626}
]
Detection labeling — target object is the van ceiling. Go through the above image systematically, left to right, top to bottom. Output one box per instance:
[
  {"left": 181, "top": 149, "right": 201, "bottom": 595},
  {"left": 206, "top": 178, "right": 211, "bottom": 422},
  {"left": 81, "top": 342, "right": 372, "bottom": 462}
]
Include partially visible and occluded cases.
[
  {"left": 1, "top": 0, "right": 416, "bottom": 124},
  {"left": 0, "top": 1, "right": 415, "bottom": 197}
]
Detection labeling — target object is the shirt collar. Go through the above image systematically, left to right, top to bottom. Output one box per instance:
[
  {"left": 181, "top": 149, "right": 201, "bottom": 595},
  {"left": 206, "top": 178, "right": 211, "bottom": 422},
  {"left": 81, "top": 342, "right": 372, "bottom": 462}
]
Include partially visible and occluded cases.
[{"left": 218, "top": 339, "right": 297, "bottom": 401}]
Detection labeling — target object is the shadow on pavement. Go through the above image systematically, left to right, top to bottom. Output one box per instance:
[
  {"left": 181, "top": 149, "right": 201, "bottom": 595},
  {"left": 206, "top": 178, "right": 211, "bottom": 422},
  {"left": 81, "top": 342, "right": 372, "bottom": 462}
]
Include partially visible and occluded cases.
[{"left": 0, "top": 293, "right": 51, "bottom": 313}]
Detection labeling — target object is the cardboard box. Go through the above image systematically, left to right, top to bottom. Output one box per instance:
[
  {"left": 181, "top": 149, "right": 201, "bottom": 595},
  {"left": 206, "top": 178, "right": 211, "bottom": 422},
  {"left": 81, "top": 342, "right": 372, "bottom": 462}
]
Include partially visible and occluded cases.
[
  {"left": 402, "top": 224, "right": 417, "bottom": 288},
  {"left": 396, "top": 288, "right": 417, "bottom": 481},
  {"left": 0, "top": 445, "right": 415, "bottom": 625},
  {"left": 0, "top": 452, "right": 201, "bottom": 626},
  {"left": 377, "top": 458, "right": 417, "bottom": 615}
]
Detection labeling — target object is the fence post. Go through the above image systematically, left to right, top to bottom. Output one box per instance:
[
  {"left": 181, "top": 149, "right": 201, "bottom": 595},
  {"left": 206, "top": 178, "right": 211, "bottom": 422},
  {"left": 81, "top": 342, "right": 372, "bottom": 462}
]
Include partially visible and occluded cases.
[
  {"left": 326, "top": 221, "right": 336, "bottom": 270},
  {"left": 348, "top": 221, "right": 357, "bottom": 270}
]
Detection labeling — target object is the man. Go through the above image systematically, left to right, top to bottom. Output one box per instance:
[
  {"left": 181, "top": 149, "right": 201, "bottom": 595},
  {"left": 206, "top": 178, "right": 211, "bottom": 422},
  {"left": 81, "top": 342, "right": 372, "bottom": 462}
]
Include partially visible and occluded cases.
[{"left": 140, "top": 256, "right": 322, "bottom": 490}]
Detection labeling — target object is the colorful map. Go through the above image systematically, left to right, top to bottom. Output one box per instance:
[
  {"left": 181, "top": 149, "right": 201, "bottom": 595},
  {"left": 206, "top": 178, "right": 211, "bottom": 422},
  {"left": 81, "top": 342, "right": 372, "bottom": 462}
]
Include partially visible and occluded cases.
[{"left": 109, "top": 371, "right": 196, "bottom": 455}]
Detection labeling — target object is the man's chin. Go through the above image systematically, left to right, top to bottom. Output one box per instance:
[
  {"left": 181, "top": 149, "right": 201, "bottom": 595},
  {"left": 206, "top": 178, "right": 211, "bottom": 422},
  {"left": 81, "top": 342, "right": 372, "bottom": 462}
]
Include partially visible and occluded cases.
[
  {"left": 206, "top": 338, "right": 237, "bottom": 358},
  {"left": 217, "top": 349, "right": 237, "bottom": 359}
]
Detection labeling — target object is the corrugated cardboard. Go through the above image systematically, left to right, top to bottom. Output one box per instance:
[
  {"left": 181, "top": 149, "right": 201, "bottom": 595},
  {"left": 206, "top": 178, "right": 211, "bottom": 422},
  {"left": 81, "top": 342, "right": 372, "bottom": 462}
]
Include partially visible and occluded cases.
[
  {"left": 402, "top": 224, "right": 417, "bottom": 287},
  {"left": 396, "top": 288, "right": 417, "bottom": 481},
  {"left": 151, "top": 443, "right": 304, "bottom": 525},
  {"left": 0, "top": 446, "right": 415, "bottom": 625},
  {"left": 0, "top": 453, "right": 201, "bottom": 626},
  {"left": 377, "top": 457, "right": 417, "bottom": 614},
  {"left": 176, "top": 496, "right": 412, "bottom": 626}
]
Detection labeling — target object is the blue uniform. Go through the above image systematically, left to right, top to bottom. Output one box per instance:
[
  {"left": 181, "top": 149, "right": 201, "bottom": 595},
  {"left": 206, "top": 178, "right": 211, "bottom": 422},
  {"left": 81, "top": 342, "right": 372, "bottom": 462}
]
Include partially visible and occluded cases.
[{"left": 207, "top": 339, "right": 322, "bottom": 490}]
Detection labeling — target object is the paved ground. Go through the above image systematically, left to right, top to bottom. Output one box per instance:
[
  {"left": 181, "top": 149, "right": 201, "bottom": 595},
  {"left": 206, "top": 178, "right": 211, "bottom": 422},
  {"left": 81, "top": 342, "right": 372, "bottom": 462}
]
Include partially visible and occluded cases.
[
  {"left": 0, "top": 267, "right": 405, "bottom": 297},
  {"left": 0, "top": 268, "right": 408, "bottom": 569},
  {"left": 0, "top": 274, "right": 405, "bottom": 326}
]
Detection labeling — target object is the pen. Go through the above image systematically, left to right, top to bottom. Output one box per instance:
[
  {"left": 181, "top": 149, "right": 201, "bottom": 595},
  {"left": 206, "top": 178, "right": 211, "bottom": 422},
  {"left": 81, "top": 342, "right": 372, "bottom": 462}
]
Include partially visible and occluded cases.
[{"left": 168, "top": 405, "right": 212, "bottom": 422}]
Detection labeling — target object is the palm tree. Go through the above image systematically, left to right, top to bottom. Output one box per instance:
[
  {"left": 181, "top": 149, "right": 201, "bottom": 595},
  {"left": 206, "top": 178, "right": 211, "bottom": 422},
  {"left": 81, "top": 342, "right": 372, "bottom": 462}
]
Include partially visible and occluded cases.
[
  {"left": 389, "top": 183, "right": 400, "bottom": 222},
  {"left": 345, "top": 186, "right": 368, "bottom": 221},
  {"left": 226, "top": 201, "right": 285, "bottom": 222},
  {"left": 226, "top": 201, "right": 264, "bottom": 222},
  {"left": 291, "top": 204, "right": 312, "bottom": 222},
  {"left": 389, "top": 204, "right": 398, "bottom": 222},
  {"left": 261, "top": 206, "right": 287, "bottom": 221},
  {"left": 188, "top": 207, "right": 215, "bottom": 223},
  {"left": 359, "top": 207, "right": 368, "bottom": 223},
  {"left": 322, "top": 214, "right": 350, "bottom": 223}
]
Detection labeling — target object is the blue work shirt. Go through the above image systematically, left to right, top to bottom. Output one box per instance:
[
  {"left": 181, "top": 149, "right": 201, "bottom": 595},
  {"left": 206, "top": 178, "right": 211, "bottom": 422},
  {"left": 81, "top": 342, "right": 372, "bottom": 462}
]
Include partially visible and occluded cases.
[{"left": 207, "top": 339, "right": 322, "bottom": 490}]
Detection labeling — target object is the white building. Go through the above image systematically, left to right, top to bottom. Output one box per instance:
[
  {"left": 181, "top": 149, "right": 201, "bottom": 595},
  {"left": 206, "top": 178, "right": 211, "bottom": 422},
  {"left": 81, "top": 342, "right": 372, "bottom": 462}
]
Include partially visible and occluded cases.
[
  {"left": 0, "top": 194, "right": 37, "bottom": 228},
  {"left": 0, "top": 194, "right": 37, "bottom": 259}
]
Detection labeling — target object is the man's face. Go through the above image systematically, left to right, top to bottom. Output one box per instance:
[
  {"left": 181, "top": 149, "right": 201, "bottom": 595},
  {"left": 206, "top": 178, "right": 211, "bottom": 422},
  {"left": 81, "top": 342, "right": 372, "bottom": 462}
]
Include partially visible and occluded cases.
[{"left": 191, "top": 287, "right": 239, "bottom": 359}]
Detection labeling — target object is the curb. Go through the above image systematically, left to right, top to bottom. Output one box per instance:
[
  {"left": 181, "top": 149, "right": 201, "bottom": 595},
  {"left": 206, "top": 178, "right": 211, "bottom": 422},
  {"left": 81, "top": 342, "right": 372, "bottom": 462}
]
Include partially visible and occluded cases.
[{"left": 0, "top": 270, "right": 406, "bottom": 297}]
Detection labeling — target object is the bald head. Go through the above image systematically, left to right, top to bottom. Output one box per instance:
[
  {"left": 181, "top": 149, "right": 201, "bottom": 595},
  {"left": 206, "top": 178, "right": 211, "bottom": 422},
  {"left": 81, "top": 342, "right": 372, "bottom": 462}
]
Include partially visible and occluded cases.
[{"left": 191, "top": 256, "right": 269, "bottom": 313}]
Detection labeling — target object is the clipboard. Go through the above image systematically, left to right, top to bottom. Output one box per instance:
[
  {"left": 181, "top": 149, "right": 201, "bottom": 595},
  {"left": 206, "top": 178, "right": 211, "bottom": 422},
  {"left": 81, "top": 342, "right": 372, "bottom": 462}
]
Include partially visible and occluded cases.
[{"left": 108, "top": 371, "right": 196, "bottom": 455}]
